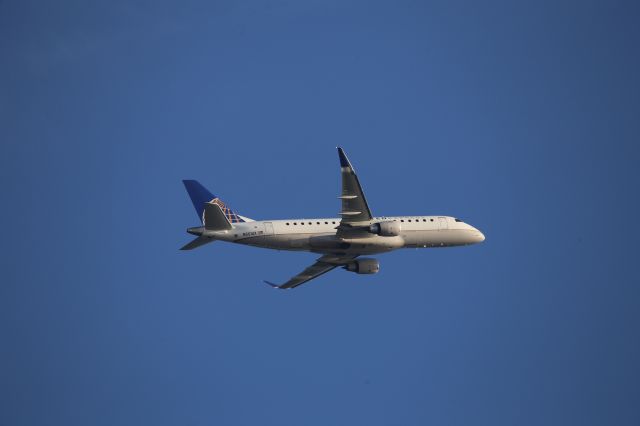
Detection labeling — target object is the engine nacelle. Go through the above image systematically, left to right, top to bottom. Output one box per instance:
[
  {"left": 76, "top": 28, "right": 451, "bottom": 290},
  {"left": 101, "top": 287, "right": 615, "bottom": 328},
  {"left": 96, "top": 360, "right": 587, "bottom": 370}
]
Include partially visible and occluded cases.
[
  {"left": 369, "top": 221, "right": 401, "bottom": 237},
  {"left": 344, "top": 258, "right": 380, "bottom": 274}
]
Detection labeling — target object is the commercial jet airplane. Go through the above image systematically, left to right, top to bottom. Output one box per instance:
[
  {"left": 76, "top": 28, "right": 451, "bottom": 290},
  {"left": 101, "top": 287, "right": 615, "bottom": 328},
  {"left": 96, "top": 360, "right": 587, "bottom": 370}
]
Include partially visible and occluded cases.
[{"left": 181, "top": 148, "right": 485, "bottom": 289}]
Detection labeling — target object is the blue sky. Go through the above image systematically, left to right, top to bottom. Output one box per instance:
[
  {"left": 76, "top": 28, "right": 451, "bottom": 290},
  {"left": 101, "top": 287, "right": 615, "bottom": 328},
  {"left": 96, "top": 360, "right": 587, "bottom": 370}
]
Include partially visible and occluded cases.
[{"left": 2, "top": 1, "right": 639, "bottom": 425}]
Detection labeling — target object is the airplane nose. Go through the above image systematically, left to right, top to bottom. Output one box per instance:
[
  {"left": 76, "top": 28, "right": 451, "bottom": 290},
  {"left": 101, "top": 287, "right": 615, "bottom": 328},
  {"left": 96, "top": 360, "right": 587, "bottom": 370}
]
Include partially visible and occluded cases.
[{"left": 472, "top": 228, "right": 485, "bottom": 243}]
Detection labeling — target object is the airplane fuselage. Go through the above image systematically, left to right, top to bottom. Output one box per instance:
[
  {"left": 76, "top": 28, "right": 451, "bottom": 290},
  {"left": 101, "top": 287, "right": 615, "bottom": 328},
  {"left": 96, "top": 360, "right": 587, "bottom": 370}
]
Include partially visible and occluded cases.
[
  {"left": 182, "top": 148, "right": 485, "bottom": 288},
  {"left": 189, "top": 215, "right": 485, "bottom": 256}
]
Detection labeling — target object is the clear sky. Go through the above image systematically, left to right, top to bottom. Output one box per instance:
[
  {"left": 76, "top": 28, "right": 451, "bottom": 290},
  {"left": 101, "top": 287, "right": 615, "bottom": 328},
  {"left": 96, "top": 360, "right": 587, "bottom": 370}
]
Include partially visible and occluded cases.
[{"left": 2, "top": 1, "right": 639, "bottom": 425}]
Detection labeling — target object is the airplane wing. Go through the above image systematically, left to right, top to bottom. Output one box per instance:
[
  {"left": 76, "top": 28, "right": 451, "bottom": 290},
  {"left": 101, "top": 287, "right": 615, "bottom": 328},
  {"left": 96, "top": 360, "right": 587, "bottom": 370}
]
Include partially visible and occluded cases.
[
  {"left": 337, "top": 147, "right": 373, "bottom": 224},
  {"left": 264, "top": 254, "right": 358, "bottom": 289}
]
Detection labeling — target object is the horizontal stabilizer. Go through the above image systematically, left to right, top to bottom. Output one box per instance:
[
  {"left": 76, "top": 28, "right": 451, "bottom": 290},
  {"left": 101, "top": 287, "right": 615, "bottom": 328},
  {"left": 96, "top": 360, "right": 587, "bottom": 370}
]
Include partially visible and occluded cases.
[
  {"left": 204, "top": 203, "right": 233, "bottom": 231},
  {"left": 180, "top": 236, "right": 215, "bottom": 250}
]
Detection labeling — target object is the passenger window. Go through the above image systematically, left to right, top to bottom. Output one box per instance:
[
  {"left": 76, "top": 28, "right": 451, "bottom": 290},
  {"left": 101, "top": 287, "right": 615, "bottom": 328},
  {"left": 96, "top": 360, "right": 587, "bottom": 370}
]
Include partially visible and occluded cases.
[
  {"left": 401, "top": 219, "right": 404, "bottom": 222},
  {"left": 430, "top": 219, "right": 434, "bottom": 222},
  {"left": 294, "top": 222, "right": 297, "bottom": 225},
  {"left": 325, "top": 222, "right": 328, "bottom": 224},
  {"left": 286, "top": 223, "right": 290, "bottom": 225}
]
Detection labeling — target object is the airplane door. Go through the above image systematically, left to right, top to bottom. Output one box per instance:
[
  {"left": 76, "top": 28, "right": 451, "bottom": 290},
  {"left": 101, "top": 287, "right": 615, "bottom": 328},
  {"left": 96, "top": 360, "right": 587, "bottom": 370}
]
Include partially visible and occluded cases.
[
  {"left": 438, "top": 217, "right": 448, "bottom": 230},
  {"left": 263, "top": 222, "right": 274, "bottom": 236}
]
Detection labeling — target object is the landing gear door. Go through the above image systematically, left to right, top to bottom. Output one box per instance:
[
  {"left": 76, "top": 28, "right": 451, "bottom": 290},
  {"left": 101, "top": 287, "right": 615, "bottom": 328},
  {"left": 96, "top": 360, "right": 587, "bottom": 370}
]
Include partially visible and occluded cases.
[
  {"left": 437, "top": 217, "right": 448, "bottom": 230},
  {"left": 263, "top": 222, "right": 274, "bottom": 236}
]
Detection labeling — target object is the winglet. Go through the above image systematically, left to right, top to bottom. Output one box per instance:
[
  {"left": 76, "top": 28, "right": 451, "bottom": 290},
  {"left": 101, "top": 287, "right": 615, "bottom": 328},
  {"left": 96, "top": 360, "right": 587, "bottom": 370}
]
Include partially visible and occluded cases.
[
  {"left": 337, "top": 147, "right": 353, "bottom": 169},
  {"left": 263, "top": 280, "right": 286, "bottom": 290}
]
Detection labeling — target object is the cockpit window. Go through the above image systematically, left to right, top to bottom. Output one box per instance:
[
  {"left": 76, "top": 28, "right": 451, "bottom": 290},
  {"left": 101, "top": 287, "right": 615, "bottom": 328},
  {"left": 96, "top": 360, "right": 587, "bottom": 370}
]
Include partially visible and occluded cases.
[{"left": 455, "top": 218, "right": 463, "bottom": 222}]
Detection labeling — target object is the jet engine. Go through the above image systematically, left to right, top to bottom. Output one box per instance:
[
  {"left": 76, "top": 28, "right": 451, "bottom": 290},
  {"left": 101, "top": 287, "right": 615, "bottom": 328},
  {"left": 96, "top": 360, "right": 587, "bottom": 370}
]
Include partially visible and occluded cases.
[
  {"left": 369, "top": 221, "right": 401, "bottom": 237},
  {"left": 344, "top": 258, "right": 380, "bottom": 274}
]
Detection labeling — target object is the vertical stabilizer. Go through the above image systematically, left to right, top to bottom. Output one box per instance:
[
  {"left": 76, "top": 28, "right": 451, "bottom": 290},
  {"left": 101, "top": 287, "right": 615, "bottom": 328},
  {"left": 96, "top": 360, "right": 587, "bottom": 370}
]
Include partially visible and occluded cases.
[{"left": 182, "top": 180, "right": 247, "bottom": 224}]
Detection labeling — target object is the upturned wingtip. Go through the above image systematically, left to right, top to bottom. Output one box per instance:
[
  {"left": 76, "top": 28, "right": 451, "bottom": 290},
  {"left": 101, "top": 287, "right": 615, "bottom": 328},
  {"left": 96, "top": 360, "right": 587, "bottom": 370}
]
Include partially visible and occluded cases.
[
  {"left": 337, "top": 147, "right": 351, "bottom": 168},
  {"left": 263, "top": 280, "right": 282, "bottom": 289}
]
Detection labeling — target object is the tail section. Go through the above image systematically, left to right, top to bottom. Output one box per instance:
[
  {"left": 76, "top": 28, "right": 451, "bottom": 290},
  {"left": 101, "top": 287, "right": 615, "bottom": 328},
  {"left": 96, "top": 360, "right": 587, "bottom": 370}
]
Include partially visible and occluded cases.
[
  {"left": 182, "top": 180, "right": 247, "bottom": 224},
  {"left": 203, "top": 203, "right": 233, "bottom": 231},
  {"left": 179, "top": 205, "right": 230, "bottom": 251},
  {"left": 180, "top": 236, "right": 214, "bottom": 250}
]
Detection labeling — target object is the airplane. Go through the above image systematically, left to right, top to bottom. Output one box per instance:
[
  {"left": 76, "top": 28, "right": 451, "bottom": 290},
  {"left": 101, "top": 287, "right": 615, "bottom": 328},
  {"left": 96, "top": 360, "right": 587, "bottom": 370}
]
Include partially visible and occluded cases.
[{"left": 181, "top": 147, "right": 485, "bottom": 289}]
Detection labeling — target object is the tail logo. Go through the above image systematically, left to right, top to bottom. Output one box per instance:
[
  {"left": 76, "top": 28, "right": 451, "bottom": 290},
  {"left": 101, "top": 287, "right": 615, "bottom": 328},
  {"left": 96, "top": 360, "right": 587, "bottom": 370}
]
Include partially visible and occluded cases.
[{"left": 208, "top": 198, "right": 244, "bottom": 223}]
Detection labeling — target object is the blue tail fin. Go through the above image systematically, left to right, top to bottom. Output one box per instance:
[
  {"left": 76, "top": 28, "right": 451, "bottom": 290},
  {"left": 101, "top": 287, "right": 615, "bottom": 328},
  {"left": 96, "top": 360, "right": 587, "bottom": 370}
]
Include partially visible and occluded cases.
[{"left": 182, "top": 180, "right": 246, "bottom": 224}]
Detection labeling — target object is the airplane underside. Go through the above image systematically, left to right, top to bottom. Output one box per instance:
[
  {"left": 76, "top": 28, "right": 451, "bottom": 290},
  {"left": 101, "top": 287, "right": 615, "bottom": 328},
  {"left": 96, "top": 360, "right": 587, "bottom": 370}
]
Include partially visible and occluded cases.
[
  {"left": 237, "top": 229, "right": 480, "bottom": 255},
  {"left": 239, "top": 233, "right": 400, "bottom": 255}
]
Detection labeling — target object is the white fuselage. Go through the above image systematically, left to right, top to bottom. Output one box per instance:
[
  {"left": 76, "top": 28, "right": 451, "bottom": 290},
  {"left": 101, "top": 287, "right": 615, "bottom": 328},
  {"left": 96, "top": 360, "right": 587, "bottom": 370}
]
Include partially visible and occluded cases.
[{"left": 200, "top": 215, "right": 485, "bottom": 255}]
